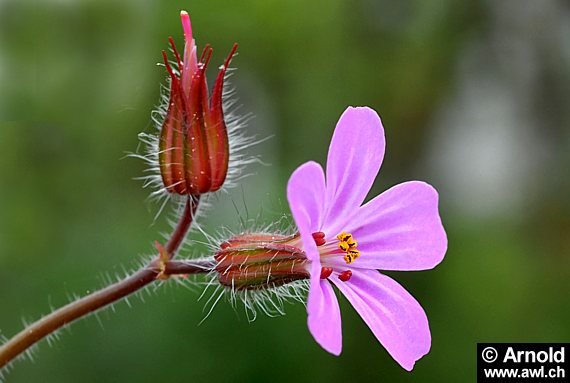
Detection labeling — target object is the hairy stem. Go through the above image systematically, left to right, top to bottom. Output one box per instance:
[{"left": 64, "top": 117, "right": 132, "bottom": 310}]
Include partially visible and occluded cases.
[
  {"left": 166, "top": 194, "right": 200, "bottom": 258},
  {"left": 0, "top": 195, "right": 204, "bottom": 369},
  {"left": 164, "top": 259, "right": 217, "bottom": 275}
]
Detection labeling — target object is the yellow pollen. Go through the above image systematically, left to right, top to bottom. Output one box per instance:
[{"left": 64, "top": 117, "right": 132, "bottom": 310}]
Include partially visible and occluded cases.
[
  {"left": 337, "top": 232, "right": 360, "bottom": 264},
  {"left": 337, "top": 232, "right": 351, "bottom": 242},
  {"left": 348, "top": 249, "right": 360, "bottom": 259}
]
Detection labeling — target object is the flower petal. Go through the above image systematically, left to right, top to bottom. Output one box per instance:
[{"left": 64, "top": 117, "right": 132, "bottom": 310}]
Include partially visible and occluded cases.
[
  {"left": 322, "top": 106, "right": 385, "bottom": 236},
  {"left": 287, "top": 161, "right": 326, "bottom": 261},
  {"left": 289, "top": 163, "right": 342, "bottom": 354},
  {"left": 347, "top": 181, "right": 447, "bottom": 271},
  {"left": 307, "top": 262, "right": 342, "bottom": 356},
  {"left": 331, "top": 269, "right": 430, "bottom": 370}
]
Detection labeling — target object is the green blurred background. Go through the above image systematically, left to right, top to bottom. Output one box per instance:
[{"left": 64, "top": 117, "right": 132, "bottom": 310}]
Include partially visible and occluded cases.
[{"left": 1, "top": 0, "right": 569, "bottom": 381}]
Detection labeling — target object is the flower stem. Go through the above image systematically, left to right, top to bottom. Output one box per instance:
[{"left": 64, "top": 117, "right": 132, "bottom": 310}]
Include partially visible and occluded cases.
[
  {"left": 165, "top": 194, "right": 200, "bottom": 259},
  {"left": 0, "top": 195, "right": 204, "bottom": 369},
  {"left": 163, "top": 258, "right": 217, "bottom": 275}
]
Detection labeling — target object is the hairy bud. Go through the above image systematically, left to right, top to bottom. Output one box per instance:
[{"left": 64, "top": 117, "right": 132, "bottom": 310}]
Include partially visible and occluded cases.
[
  {"left": 159, "top": 11, "right": 237, "bottom": 195},
  {"left": 214, "top": 233, "right": 310, "bottom": 290}
]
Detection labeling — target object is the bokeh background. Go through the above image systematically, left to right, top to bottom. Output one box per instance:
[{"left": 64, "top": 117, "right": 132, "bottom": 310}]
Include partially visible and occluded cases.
[{"left": 1, "top": 0, "right": 569, "bottom": 382}]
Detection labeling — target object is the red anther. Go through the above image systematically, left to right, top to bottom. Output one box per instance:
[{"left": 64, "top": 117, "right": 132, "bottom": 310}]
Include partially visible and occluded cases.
[
  {"left": 312, "top": 232, "right": 326, "bottom": 246},
  {"left": 314, "top": 237, "right": 326, "bottom": 246},
  {"left": 220, "top": 241, "right": 231, "bottom": 249},
  {"left": 320, "top": 267, "right": 333, "bottom": 279},
  {"left": 338, "top": 270, "right": 352, "bottom": 282}
]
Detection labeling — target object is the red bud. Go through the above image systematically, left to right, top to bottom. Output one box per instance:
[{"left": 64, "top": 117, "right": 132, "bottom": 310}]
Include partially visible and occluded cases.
[{"left": 158, "top": 12, "right": 237, "bottom": 195}]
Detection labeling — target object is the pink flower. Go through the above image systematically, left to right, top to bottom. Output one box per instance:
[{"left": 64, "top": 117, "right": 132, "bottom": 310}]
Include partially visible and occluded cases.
[{"left": 286, "top": 106, "right": 447, "bottom": 370}]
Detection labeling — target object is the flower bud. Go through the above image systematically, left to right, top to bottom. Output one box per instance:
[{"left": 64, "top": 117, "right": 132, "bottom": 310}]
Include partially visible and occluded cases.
[
  {"left": 159, "top": 11, "right": 237, "bottom": 195},
  {"left": 215, "top": 233, "right": 310, "bottom": 290}
]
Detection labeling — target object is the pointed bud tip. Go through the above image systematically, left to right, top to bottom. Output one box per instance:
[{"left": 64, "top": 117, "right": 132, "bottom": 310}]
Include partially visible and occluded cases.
[{"left": 180, "top": 10, "right": 193, "bottom": 42}]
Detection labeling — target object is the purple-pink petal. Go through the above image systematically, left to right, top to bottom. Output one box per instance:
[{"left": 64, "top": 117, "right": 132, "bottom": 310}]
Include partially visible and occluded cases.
[
  {"left": 322, "top": 107, "right": 385, "bottom": 236},
  {"left": 286, "top": 161, "right": 326, "bottom": 261},
  {"left": 288, "top": 163, "right": 343, "bottom": 354},
  {"left": 345, "top": 181, "right": 447, "bottom": 271},
  {"left": 307, "top": 262, "right": 342, "bottom": 356},
  {"left": 331, "top": 269, "right": 431, "bottom": 371}
]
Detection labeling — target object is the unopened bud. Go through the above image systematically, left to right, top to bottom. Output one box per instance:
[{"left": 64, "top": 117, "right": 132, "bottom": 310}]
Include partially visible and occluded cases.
[
  {"left": 159, "top": 11, "right": 237, "bottom": 195},
  {"left": 214, "top": 233, "right": 309, "bottom": 290}
]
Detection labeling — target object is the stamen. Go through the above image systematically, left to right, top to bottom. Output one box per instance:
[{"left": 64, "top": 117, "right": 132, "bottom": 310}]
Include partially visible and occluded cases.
[
  {"left": 336, "top": 231, "right": 360, "bottom": 264},
  {"left": 312, "top": 232, "right": 326, "bottom": 246},
  {"left": 336, "top": 232, "right": 352, "bottom": 242},
  {"left": 347, "top": 249, "right": 360, "bottom": 263},
  {"left": 320, "top": 267, "right": 333, "bottom": 279},
  {"left": 338, "top": 270, "right": 352, "bottom": 282}
]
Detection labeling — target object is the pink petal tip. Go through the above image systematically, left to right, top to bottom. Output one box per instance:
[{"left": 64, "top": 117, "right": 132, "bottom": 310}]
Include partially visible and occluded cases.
[{"left": 180, "top": 10, "right": 193, "bottom": 42}]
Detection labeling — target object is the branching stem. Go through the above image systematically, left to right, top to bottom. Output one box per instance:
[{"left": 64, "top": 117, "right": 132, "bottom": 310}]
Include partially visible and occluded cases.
[{"left": 0, "top": 195, "right": 208, "bottom": 369}]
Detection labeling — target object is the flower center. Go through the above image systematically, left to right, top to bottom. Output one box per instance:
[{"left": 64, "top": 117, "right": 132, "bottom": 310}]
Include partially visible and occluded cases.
[
  {"left": 311, "top": 231, "right": 359, "bottom": 282},
  {"left": 311, "top": 231, "right": 361, "bottom": 265},
  {"left": 336, "top": 232, "right": 360, "bottom": 264}
]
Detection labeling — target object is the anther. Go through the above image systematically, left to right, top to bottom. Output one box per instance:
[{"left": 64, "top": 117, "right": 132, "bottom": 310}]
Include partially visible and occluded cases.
[
  {"left": 336, "top": 231, "right": 360, "bottom": 264},
  {"left": 312, "top": 232, "right": 326, "bottom": 246},
  {"left": 336, "top": 232, "right": 352, "bottom": 242},
  {"left": 348, "top": 249, "right": 360, "bottom": 260},
  {"left": 320, "top": 267, "right": 333, "bottom": 279},
  {"left": 338, "top": 270, "right": 352, "bottom": 282}
]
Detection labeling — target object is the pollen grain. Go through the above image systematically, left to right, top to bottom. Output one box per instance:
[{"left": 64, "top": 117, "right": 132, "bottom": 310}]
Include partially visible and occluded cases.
[{"left": 336, "top": 232, "right": 360, "bottom": 264}]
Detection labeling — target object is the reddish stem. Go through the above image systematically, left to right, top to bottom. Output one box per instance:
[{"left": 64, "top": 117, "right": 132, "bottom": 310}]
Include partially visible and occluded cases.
[
  {"left": 0, "top": 195, "right": 202, "bottom": 369},
  {"left": 165, "top": 195, "right": 200, "bottom": 258},
  {"left": 164, "top": 259, "right": 217, "bottom": 275}
]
